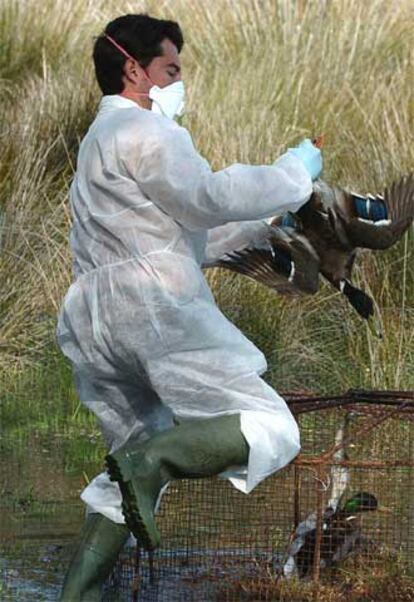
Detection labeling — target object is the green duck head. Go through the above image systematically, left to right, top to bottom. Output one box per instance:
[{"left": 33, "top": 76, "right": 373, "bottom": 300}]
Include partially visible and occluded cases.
[{"left": 342, "top": 492, "right": 378, "bottom": 515}]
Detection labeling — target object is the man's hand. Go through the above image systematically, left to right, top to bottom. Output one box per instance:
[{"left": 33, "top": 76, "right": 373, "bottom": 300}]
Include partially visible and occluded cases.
[{"left": 287, "top": 138, "right": 323, "bottom": 181}]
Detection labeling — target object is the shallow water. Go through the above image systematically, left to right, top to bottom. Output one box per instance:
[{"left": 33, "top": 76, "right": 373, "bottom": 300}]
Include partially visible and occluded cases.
[
  {"left": 0, "top": 435, "right": 91, "bottom": 601},
  {"left": 0, "top": 441, "right": 276, "bottom": 602}
]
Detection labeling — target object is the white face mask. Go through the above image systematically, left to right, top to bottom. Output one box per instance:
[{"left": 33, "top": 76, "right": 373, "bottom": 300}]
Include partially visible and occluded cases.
[{"left": 149, "top": 80, "right": 185, "bottom": 120}]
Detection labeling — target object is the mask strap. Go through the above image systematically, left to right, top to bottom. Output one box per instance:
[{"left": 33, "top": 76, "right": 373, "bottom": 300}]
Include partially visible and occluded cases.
[
  {"left": 104, "top": 34, "right": 154, "bottom": 88},
  {"left": 104, "top": 34, "right": 135, "bottom": 61}
]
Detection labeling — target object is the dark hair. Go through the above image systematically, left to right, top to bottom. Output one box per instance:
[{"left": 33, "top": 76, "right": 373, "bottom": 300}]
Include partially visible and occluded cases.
[{"left": 93, "top": 14, "right": 184, "bottom": 95}]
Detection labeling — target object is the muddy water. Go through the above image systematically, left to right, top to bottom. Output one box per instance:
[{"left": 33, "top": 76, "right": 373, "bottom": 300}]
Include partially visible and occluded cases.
[{"left": 0, "top": 435, "right": 97, "bottom": 601}]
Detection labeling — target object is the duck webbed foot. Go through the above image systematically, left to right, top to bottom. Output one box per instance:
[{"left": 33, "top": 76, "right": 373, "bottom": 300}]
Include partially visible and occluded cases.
[
  {"left": 340, "top": 280, "right": 383, "bottom": 338},
  {"left": 340, "top": 280, "right": 374, "bottom": 319}
]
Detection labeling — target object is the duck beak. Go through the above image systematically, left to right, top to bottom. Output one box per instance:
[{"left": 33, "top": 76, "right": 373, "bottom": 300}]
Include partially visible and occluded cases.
[{"left": 367, "top": 314, "right": 383, "bottom": 339}]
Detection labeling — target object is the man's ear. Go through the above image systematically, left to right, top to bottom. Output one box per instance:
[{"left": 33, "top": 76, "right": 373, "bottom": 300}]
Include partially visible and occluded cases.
[{"left": 123, "top": 58, "right": 141, "bottom": 84}]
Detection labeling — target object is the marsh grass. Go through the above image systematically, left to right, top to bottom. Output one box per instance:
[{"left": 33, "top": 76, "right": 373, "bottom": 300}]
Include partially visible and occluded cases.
[
  {"left": 0, "top": 1, "right": 413, "bottom": 391},
  {"left": 0, "top": 353, "right": 105, "bottom": 472},
  {"left": 217, "top": 546, "right": 414, "bottom": 602}
]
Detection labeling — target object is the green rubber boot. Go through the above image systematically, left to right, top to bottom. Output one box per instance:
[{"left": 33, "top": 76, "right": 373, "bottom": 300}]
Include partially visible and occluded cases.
[
  {"left": 105, "top": 413, "right": 249, "bottom": 550},
  {"left": 60, "top": 512, "right": 130, "bottom": 601}
]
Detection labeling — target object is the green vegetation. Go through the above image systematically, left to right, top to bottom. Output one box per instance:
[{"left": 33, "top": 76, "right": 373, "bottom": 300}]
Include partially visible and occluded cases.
[
  {"left": 0, "top": 0, "right": 413, "bottom": 430},
  {"left": 0, "top": 355, "right": 105, "bottom": 469},
  {"left": 220, "top": 548, "right": 414, "bottom": 601}
]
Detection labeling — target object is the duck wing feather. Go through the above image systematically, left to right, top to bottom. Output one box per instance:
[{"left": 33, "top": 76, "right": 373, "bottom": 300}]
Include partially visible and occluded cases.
[
  {"left": 339, "top": 174, "right": 414, "bottom": 250},
  {"left": 217, "top": 226, "right": 320, "bottom": 295}
]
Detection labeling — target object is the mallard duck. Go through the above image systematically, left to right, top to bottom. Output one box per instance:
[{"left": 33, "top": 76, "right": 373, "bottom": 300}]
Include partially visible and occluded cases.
[
  {"left": 216, "top": 174, "right": 414, "bottom": 334},
  {"left": 284, "top": 415, "right": 352, "bottom": 579},
  {"left": 284, "top": 490, "right": 379, "bottom": 579}
]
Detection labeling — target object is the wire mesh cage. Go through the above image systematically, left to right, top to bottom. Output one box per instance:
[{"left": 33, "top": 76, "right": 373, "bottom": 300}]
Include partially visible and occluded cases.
[{"left": 103, "top": 391, "right": 414, "bottom": 602}]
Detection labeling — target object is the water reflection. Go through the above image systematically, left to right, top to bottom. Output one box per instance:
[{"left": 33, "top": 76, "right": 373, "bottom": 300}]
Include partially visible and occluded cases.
[{"left": 0, "top": 435, "right": 94, "bottom": 600}]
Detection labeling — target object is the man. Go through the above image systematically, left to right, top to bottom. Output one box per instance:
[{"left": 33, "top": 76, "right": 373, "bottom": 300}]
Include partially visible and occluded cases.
[{"left": 57, "top": 13, "right": 322, "bottom": 600}]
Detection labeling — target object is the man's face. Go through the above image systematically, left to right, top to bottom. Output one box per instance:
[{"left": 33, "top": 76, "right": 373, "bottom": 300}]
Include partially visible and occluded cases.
[{"left": 145, "top": 38, "right": 181, "bottom": 88}]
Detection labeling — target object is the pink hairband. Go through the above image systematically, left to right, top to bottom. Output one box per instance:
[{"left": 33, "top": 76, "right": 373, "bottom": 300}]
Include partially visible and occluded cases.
[{"left": 104, "top": 34, "right": 135, "bottom": 61}]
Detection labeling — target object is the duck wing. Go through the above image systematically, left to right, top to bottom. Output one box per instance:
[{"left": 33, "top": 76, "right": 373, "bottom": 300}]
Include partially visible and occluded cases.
[
  {"left": 337, "top": 174, "right": 414, "bottom": 250},
  {"left": 217, "top": 226, "right": 320, "bottom": 295}
]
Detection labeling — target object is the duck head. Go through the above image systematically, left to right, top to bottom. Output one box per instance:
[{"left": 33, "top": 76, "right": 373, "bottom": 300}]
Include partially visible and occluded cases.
[{"left": 343, "top": 491, "right": 378, "bottom": 515}]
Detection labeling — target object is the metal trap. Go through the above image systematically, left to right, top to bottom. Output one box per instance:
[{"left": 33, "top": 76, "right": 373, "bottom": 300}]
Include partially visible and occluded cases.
[{"left": 104, "top": 390, "right": 414, "bottom": 601}]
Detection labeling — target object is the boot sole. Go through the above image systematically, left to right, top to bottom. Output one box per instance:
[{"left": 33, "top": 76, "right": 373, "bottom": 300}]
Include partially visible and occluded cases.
[{"left": 105, "top": 453, "right": 160, "bottom": 551}]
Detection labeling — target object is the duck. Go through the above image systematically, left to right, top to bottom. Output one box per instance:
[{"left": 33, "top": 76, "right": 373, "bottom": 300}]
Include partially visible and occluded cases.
[
  {"left": 216, "top": 174, "right": 414, "bottom": 335},
  {"left": 283, "top": 411, "right": 389, "bottom": 579},
  {"left": 283, "top": 415, "right": 352, "bottom": 579},
  {"left": 284, "top": 490, "right": 379, "bottom": 579}
]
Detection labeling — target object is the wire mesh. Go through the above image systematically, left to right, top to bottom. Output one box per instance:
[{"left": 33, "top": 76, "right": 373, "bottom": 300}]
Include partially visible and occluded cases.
[{"left": 102, "top": 391, "right": 414, "bottom": 601}]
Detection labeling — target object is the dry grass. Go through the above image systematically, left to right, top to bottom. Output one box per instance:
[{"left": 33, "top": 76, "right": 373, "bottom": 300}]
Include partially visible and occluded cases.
[
  {"left": 0, "top": 0, "right": 413, "bottom": 382},
  {"left": 219, "top": 548, "right": 414, "bottom": 601}
]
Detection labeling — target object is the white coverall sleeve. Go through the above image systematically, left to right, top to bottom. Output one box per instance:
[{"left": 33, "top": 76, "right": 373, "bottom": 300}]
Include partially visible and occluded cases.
[
  {"left": 135, "top": 122, "right": 312, "bottom": 231},
  {"left": 202, "top": 219, "right": 272, "bottom": 267}
]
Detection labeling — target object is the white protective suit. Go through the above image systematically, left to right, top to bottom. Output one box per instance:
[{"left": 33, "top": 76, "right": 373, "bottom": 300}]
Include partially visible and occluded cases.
[{"left": 57, "top": 94, "right": 312, "bottom": 524}]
